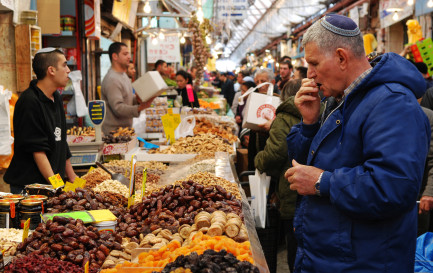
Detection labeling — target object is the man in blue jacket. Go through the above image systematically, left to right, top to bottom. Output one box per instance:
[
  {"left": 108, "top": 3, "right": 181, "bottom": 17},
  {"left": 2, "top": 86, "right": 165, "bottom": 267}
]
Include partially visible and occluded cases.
[{"left": 285, "top": 14, "right": 430, "bottom": 272}]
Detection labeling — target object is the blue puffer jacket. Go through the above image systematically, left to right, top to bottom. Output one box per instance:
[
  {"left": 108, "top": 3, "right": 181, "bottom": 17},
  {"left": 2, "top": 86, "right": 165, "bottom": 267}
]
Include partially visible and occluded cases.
[{"left": 287, "top": 53, "right": 430, "bottom": 273}]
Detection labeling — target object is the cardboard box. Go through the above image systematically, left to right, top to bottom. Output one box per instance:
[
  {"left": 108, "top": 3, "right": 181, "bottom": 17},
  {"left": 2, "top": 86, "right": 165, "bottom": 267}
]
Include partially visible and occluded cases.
[
  {"left": 132, "top": 71, "right": 168, "bottom": 102},
  {"left": 242, "top": 92, "right": 280, "bottom": 131},
  {"left": 67, "top": 135, "right": 96, "bottom": 144},
  {"left": 102, "top": 137, "right": 137, "bottom": 155}
]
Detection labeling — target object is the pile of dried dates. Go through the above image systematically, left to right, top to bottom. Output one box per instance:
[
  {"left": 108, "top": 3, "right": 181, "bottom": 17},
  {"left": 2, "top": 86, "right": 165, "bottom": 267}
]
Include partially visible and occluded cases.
[
  {"left": 118, "top": 181, "right": 243, "bottom": 238},
  {"left": 47, "top": 188, "right": 126, "bottom": 216},
  {"left": 16, "top": 216, "right": 122, "bottom": 272},
  {"left": 160, "top": 249, "right": 259, "bottom": 273}
]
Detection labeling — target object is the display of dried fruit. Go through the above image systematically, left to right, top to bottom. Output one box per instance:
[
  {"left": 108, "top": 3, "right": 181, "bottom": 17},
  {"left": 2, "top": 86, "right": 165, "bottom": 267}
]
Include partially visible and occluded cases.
[
  {"left": 188, "top": 13, "right": 212, "bottom": 87},
  {"left": 194, "top": 117, "right": 238, "bottom": 144},
  {"left": 67, "top": 126, "right": 95, "bottom": 136},
  {"left": 103, "top": 127, "right": 135, "bottom": 143},
  {"left": 147, "top": 134, "right": 234, "bottom": 157},
  {"left": 103, "top": 160, "right": 167, "bottom": 178},
  {"left": 82, "top": 168, "right": 111, "bottom": 189},
  {"left": 173, "top": 172, "right": 241, "bottom": 200},
  {"left": 93, "top": 179, "right": 130, "bottom": 198},
  {"left": 117, "top": 181, "right": 243, "bottom": 239},
  {"left": 46, "top": 188, "right": 126, "bottom": 217},
  {"left": 98, "top": 191, "right": 128, "bottom": 207},
  {"left": 16, "top": 216, "right": 122, "bottom": 272},
  {"left": 100, "top": 232, "right": 253, "bottom": 273},
  {"left": 160, "top": 249, "right": 259, "bottom": 273},
  {"left": 6, "top": 253, "right": 85, "bottom": 273}
]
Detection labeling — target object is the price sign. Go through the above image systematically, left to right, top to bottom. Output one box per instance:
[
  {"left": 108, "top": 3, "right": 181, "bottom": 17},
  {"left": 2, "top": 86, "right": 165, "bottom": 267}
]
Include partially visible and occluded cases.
[
  {"left": 161, "top": 113, "right": 181, "bottom": 144},
  {"left": 129, "top": 155, "right": 137, "bottom": 197},
  {"left": 88, "top": 166, "right": 95, "bottom": 173},
  {"left": 142, "top": 168, "right": 147, "bottom": 196},
  {"left": 48, "top": 174, "right": 65, "bottom": 189},
  {"left": 73, "top": 177, "right": 86, "bottom": 189},
  {"left": 63, "top": 182, "right": 75, "bottom": 192},
  {"left": 127, "top": 196, "right": 134, "bottom": 209},
  {"left": 22, "top": 218, "right": 30, "bottom": 241},
  {"left": 84, "top": 261, "right": 89, "bottom": 273}
]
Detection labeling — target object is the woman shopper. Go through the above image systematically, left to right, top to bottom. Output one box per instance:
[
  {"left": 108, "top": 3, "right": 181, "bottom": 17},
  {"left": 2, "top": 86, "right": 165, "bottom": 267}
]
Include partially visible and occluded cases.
[
  {"left": 175, "top": 70, "right": 200, "bottom": 108},
  {"left": 254, "top": 79, "right": 302, "bottom": 272}
]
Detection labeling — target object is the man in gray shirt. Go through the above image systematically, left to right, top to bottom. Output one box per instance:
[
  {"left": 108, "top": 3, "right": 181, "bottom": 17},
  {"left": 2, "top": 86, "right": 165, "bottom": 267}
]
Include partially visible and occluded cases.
[{"left": 101, "top": 42, "right": 154, "bottom": 135}]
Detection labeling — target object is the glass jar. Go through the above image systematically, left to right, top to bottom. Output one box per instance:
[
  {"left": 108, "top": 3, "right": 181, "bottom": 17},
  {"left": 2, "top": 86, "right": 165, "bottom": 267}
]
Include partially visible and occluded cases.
[
  {"left": 19, "top": 198, "right": 46, "bottom": 230},
  {"left": 0, "top": 199, "right": 20, "bottom": 229}
]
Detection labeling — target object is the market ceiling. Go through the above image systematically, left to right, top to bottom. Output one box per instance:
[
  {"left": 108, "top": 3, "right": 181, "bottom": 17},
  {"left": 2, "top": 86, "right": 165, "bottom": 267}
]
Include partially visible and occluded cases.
[{"left": 222, "top": 0, "right": 326, "bottom": 63}]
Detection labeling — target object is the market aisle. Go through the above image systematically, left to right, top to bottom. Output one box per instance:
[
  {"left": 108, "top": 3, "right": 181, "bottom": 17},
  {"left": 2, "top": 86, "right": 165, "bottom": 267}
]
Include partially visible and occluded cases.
[{"left": 277, "top": 245, "right": 290, "bottom": 273}]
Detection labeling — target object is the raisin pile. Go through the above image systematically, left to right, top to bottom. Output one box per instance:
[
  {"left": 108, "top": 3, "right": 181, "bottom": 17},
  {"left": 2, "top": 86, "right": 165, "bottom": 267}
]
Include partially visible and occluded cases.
[{"left": 160, "top": 249, "right": 259, "bottom": 273}]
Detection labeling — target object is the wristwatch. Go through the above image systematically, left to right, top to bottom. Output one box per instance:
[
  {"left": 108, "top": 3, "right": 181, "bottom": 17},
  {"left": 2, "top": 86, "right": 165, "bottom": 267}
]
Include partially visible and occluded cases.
[{"left": 315, "top": 172, "right": 324, "bottom": 196}]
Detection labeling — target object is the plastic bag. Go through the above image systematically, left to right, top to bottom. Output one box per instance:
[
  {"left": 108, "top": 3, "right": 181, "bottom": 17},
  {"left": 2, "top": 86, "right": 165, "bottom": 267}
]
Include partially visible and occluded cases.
[
  {"left": 175, "top": 115, "right": 196, "bottom": 139},
  {"left": 248, "top": 169, "right": 270, "bottom": 229},
  {"left": 415, "top": 232, "right": 433, "bottom": 272}
]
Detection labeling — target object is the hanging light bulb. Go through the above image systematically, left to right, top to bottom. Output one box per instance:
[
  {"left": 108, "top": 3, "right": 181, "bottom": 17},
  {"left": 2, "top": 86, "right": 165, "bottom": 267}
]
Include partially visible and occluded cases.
[
  {"left": 144, "top": 0, "right": 151, "bottom": 13},
  {"left": 408, "top": 0, "right": 414, "bottom": 5},
  {"left": 428, "top": 0, "right": 433, "bottom": 7},
  {"left": 197, "top": 7, "right": 204, "bottom": 23},
  {"left": 392, "top": 11, "right": 399, "bottom": 21},
  {"left": 159, "top": 32, "right": 165, "bottom": 40},
  {"left": 180, "top": 35, "right": 186, "bottom": 44},
  {"left": 205, "top": 35, "right": 211, "bottom": 44},
  {"left": 152, "top": 37, "right": 158, "bottom": 45}
]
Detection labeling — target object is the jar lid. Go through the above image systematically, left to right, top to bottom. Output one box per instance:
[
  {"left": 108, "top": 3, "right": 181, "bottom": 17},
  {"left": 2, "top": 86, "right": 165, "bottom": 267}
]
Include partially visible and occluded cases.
[
  {"left": 26, "top": 184, "right": 45, "bottom": 188},
  {"left": 6, "top": 195, "right": 24, "bottom": 200},
  {"left": 27, "top": 195, "right": 47, "bottom": 201},
  {"left": 0, "top": 199, "right": 20, "bottom": 206},
  {"left": 20, "top": 199, "right": 42, "bottom": 206}
]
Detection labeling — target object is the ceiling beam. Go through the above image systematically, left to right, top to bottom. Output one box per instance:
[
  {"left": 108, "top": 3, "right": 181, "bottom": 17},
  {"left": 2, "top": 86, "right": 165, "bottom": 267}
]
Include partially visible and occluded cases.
[{"left": 136, "top": 13, "right": 191, "bottom": 17}]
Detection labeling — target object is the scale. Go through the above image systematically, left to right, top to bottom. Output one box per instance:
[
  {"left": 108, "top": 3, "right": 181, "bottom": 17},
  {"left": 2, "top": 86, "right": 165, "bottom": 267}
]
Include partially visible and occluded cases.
[{"left": 69, "top": 100, "right": 106, "bottom": 167}]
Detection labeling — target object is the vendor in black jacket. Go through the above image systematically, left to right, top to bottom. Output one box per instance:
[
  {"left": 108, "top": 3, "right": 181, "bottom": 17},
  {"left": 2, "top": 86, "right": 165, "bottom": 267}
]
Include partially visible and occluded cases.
[
  {"left": 4, "top": 48, "right": 77, "bottom": 193},
  {"left": 175, "top": 70, "right": 200, "bottom": 108}
]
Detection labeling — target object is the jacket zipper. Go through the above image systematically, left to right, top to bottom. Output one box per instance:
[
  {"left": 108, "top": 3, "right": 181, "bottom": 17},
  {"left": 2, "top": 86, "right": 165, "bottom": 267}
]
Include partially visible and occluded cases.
[{"left": 321, "top": 99, "right": 345, "bottom": 127}]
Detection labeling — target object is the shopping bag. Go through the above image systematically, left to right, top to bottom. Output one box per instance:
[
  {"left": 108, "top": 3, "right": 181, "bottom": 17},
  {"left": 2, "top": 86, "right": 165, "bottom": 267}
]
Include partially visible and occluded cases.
[
  {"left": 238, "top": 82, "right": 280, "bottom": 131},
  {"left": 174, "top": 115, "right": 196, "bottom": 139},
  {"left": 249, "top": 169, "right": 271, "bottom": 229},
  {"left": 415, "top": 232, "right": 433, "bottom": 272}
]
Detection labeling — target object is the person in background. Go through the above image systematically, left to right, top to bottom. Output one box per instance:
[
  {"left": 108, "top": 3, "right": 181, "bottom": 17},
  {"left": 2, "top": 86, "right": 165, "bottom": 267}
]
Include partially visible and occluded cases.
[
  {"left": 285, "top": 14, "right": 429, "bottom": 272},
  {"left": 101, "top": 42, "right": 154, "bottom": 135},
  {"left": 4, "top": 48, "right": 77, "bottom": 193},
  {"left": 274, "top": 56, "right": 292, "bottom": 91},
  {"left": 154, "top": 59, "right": 168, "bottom": 77},
  {"left": 126, "top": 60, "right": 136, "bottom": 80},
  {"left": 126, "top": 60, "right": 137, "bottom": 94},
  {"left": 275, "top": 61, "right": 293, "bottom": 92},
  {"left": 414, "top": 62, "right": 433, "bottom": 90},
  {"left": 190, "top": 66, "right": 198, "bottom": 80},
  {"left": 294, "top": 66, "right": 308, "bottom": 79},
  {"left": 254, "top": 68, "right": 275, "bottom": 94},
  {"left": 175, "top": 70, "right": 200, "bottom": 108},
  {"left": 235, "top": 70, "right": 249, "bottom": 92},
  {"left": 211, "top": 71, "right": 222, "bottom": 88},
  {"left": 219, "top": 72, "right": 235, "bottom": 107},
  {"left": 232, "top": 76, "right": 255, "bottom": 116},
  {"left": 254, "top": 79, "right": 302, "bottom": 272},
  {"left": 235, "top": 80, "right": 256, "bottom": 130},
  {"left": 418, "top": 103, "right": 433, "bottom": 235}
]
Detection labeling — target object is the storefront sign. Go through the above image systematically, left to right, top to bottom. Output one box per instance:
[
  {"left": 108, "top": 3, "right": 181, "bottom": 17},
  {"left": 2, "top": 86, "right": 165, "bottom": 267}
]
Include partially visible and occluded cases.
[
  {"left": 84, "top": 0, "right": 101, "bottom": 39},
  {"left": 216, "top": 0, "right": 248, "bottom": 19},
  {"left": 379, "top": 0, "right": 413, "bottom": 28},
  {"left": 146, "top": 34, "right": 181, "bottom": 63}
]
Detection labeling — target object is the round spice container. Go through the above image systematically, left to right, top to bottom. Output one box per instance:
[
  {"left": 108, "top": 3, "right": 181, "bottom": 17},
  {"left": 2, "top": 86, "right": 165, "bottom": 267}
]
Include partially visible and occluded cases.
[
  {"left": 6, "top": 194, "right": 24, "bottom": 201},
  {"left": 27, "top": 195, "right": 48, "bottom": 201},
  {"left": 20, "top": 198, "right": 46, "bottom": 230},
  {"left": 0, "top": 199, "right": 20, "bottom": 229}
]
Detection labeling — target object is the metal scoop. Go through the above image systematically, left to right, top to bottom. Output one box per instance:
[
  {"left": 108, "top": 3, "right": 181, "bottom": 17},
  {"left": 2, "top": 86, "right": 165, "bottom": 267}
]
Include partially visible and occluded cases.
[{"left": 96, "top": 162, "right": 130, "bottom": 187}]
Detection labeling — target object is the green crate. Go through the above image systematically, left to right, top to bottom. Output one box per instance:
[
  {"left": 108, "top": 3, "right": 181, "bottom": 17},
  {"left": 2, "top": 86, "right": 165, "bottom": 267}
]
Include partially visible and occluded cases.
[{"left": 416, "top": 38, "right": 433, "bottom": 75}]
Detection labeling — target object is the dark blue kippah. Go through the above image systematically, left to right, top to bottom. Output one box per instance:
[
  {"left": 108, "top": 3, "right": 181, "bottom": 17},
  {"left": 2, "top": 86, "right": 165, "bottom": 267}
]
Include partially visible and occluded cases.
[{"left": 321, "top": 14, "right": 361, "bottom": 37}]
